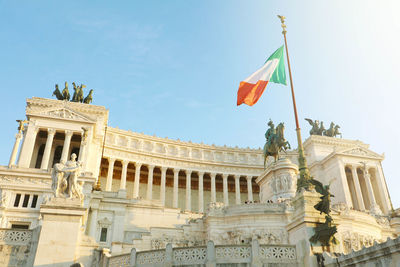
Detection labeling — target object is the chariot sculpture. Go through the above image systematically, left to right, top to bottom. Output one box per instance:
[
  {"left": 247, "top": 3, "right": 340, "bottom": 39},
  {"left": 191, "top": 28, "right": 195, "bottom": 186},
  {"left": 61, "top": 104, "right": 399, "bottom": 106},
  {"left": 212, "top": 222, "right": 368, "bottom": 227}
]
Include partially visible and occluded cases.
[
  {"left": 52, "top": 81, "right": 93, "bottom": 104},
  {"left": 305, "top": 118, "right": 342, "bottom": 138}
]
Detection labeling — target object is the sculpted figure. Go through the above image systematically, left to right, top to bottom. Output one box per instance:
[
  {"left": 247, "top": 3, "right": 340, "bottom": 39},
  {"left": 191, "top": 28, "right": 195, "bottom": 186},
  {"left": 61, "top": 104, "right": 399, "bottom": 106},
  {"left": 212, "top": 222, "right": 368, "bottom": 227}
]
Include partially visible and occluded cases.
[
  {"left": 62, "top": 81, "right": 70, "bottom": 100},
  {"left": 71, "top": 82, "right": 79, "bottom": 102},
  {"left": 52, "top": 84, "right": 64, "bottom": 100},
  {"left": 77, "top": 84, "right": 86, "bottom": 103},
  {"left": 83, "top": 89, "right": 94, "bottom": 104},
  {"left": 16, "top": 120, "right": 28, "bottom": 134},
  {"left": 263, "top": 120, "right": 290, "bottom": 167},
  {"left": 323, "top": 122, "right": 342, "bottom": 138},
  {"left": 51, "top": 154, "right": 84, "bottom": 200},
  {"left": 51, "top": 160, "right": 67, "bottom": 197}
]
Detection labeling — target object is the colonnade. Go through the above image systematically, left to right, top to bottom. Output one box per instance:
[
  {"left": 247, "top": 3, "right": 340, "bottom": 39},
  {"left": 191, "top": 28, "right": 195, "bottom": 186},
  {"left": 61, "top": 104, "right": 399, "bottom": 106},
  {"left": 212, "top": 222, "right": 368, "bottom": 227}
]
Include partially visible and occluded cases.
[
  {"left": 9, "top": 124, "right": 87, "bottom": 170},
  {"left": 103, "top": 158, "right": 257, "bottom": 212},
  {"left": 345, "top": 164, "right": 386, "bottom": 214}
]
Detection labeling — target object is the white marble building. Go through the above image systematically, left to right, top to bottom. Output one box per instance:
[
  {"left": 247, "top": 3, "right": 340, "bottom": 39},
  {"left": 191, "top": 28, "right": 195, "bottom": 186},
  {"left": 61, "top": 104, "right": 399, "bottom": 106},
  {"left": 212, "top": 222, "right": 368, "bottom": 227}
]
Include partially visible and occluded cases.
[{"left": 0, "top": 97, "right": 399, "bottom": 267}]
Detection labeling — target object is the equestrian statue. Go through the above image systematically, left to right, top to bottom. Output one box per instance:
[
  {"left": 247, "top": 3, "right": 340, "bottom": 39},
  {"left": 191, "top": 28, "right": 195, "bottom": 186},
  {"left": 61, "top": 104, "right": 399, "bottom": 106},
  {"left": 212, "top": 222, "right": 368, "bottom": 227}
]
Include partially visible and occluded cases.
[{"left": 263, "top": 120, "right": 291, "bottom": 168}]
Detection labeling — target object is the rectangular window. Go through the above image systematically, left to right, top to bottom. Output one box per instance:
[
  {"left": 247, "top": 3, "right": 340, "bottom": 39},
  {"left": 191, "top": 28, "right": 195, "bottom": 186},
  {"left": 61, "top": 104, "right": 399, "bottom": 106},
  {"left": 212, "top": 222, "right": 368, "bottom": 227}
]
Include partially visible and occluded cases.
[
  {"left": 13, "top": 194, "right": 21, "bottom": 207},
  {"left": 22, "top": 194, "right": 30, "bottom": 208},
  {"left": 31, "top": 195, "right": 38, "bottom": 208},
  {"left": 11, "top": 224, "right": 29, "bottom": 229},
  {"left": 100, "top": 227, "right": 108, "bottom": 242}
]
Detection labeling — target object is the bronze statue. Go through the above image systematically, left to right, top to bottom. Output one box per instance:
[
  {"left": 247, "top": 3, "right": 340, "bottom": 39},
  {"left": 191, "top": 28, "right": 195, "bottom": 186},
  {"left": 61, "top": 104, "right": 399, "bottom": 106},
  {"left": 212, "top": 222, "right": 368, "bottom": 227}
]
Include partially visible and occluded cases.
[
  {"left": 53, "top": 81, "right": 93, "bottom": 104},
  {"left": 62, "top": 82, "right": 70, "bottom": 100},
  {"left": 71, "top": 82, "right": 79, "bottom": 102},
  {"left": 52, "top": 84, "right": 63, "bottom": 100},
  {"left": 77, "top": 84, "right": 85, "bottom": 103},
  {"left": 83, "top": 89, "right": 93, "bottom": 104},
  {"left": 305, "top": 118, "right": 322, "bottom": 136},
  {"left": 16, "top": 120, "right": 28, "bottom": 133},
  {"left": 263, "top": 120, "right": 291, "bottom": 167},
  {"left": 324, "top": 122, "right": 342, "bottom": 138},
  {"left": 311, "top": 179, "right": 334, "bottom": 215},
  {"left": 309, "top": 215, "right": 338, "bottom": 248}
]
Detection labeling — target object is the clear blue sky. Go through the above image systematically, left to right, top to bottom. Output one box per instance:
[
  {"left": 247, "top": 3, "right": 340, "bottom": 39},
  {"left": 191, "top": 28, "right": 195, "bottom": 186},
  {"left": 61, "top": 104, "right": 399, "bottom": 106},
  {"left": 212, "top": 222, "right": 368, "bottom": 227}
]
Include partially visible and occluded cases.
[{"left": 1, "top": 1, "right": 399, "bottom": 208}]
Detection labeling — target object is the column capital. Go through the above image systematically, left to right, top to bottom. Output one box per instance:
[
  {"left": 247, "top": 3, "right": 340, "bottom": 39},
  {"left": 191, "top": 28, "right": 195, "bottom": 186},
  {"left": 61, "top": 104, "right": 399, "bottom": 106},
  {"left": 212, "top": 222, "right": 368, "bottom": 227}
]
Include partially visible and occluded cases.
[
  {"left": 32, "top": 126, "right": 40, "bottom": 134},
  {"left": 47, "top": 128, "right": 56, "bottom": 135},
  {"left": 65, "top": 130, "right": 73, "bottom": 137},
  {"left": 15, "top": 132, "right": 23, "bottom": 139},
  {"left": 108, "top": 157, "right": 116, "bottom": 164},
  {"left": 122, "top": 160, "right": 129, "bottom": 166},
  {"left": 135, "top": 162, "right": 142, "bottom": 168},
  {"left": 147, "top": 164, "right": 155, "bottom": 170},
  {"left": 161, "top": 166, "right": 168, "bottom": 172},
  {"left": 173, "top": 168, "right": 180, "bottom": 173},
  {"left": 186, "top": 170, "right": 192, "bottom": 175},
  {"left": 197, "top": 171, "right": 204, "bottom": 176},
  {"left": 210, "top": 173, "right": 217, "bottom": 178},
  {"left": 222, "top": 173, "right": 229, "bottom": 179},
  {"left": 234, "top": 174, "right": 240, "bottom": 180},
  {"left": 246, "top": 176, "right": 252, "bottom": 181}
]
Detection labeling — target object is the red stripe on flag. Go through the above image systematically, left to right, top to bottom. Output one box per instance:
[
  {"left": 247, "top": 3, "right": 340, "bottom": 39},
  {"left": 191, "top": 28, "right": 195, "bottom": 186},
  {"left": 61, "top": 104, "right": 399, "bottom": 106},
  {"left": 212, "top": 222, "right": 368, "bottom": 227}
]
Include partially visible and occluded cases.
[{"left": 237, "top": 80, "right": 269, "bottom": 106}]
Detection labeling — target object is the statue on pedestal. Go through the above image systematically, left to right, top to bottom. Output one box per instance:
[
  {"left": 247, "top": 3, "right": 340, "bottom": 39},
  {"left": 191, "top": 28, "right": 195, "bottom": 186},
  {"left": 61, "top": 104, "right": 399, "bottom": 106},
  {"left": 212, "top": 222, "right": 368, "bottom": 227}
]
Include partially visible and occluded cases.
[
  {"left": 263, "top": 120, "right": 291, "bottom": 167},
  {"left": 51, "top": 153, "right": 84, "bottom": 201}
]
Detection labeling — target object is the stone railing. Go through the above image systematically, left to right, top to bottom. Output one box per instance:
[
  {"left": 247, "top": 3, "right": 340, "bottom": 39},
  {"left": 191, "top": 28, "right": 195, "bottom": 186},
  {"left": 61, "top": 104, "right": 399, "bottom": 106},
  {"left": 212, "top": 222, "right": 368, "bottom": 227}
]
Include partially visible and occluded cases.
[
  {"left": 0, "top": 229, "right": 34, "bottom": 267},
  {"left": 0, "top": 229, "right": 33, "bottom": 245},
  {"left": 104, "top": 240, "right": 297, "bottom": 267}
]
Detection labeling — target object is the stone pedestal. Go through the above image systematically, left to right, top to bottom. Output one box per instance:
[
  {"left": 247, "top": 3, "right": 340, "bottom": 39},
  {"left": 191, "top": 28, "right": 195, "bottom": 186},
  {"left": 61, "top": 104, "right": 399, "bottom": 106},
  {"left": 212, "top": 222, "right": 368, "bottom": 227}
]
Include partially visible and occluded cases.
[
  {"left": 256, "top": 158, "right": 298, "bottom": 203},
  {"left": 34, "top": 197, "right": 87, "bottom": 267}
]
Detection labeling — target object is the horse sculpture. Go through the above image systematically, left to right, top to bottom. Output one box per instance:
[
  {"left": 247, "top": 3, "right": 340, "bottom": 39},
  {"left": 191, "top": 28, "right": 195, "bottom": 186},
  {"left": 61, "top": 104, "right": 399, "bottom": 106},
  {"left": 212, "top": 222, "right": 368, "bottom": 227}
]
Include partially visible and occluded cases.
[
  {"left": 52, "top": 84, "right": 63, "bottom": 100},
  {"left": 83, "top": 89, "right": 93, "bottom": 104},
  {"left": 263, "top": 121, "right": 291, "bottom": 167},
  {"left": 324, "top": 122, "right": 342, "bottom": 138}
]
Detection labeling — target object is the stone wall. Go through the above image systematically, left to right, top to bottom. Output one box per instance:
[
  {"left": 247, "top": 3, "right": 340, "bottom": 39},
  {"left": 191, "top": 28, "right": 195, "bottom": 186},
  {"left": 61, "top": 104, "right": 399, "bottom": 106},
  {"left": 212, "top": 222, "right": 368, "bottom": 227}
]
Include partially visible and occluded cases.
[
  {"left": 0, "top": 228, "right": 38, "bottom": 267},
  {"left": 324, "top": 236, "right": 400, "bottom": 266}
]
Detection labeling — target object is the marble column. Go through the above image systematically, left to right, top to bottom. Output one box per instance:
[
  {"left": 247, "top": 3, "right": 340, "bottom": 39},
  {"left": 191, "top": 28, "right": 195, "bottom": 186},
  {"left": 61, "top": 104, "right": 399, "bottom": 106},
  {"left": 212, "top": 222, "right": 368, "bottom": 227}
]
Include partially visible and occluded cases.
[
  {"left": 18, "top": 122, "right": 39, "bottom": 168},
  {"left": 40, "top": 128, "right": 56, "bottom": 170},
  {"left": 61, "top": 130, "right": 73, "bottom": 162},
  {"left": 78, "top": 130, "right": 89, "bottom": 168},
  {"left": 9, "top": 132, "right": 23, "bottom": 167},
  {"left": 106, "top": 158, "right": 116, "bottom": 191},
  {"left": 335, "top": 159, "right": 353, "bottom": 208},
  {"left": 120, "top": 160, "right": 129, "bottom": 190},
  {"left": 133, "top": 163, "right": 142, "bottom": 198},
  {"left": 146, "top": 165, "right": 155, "bottom": 200},
  {"left": 374, "top": 165, "right": 391, "bottom": 214},
  {"left": 351, "top": 166, "right": 365, "bottom": 211},
  {"left": 160, "top": 167, "right": 167, "bottom": 206},
  {"left": 173, "top": 168, "right": 179, "bottom": 208},
  {"left": 185, "top": 170, "right": 192, "bottom": 211},
  {"left": 364, "top": 170, "right": 382, "bottom": 215},
  {"left": 198, "top": 172, "right": 204, "bottom": 213},
  {"left": 210, "top": 173, "right": 216, "bottom": 203},
  {"left": 222, "top": 174, "right": 229, "bottom": 206},
  {"left": 234, "top": 175, "right": 241, "bottom": 205},
  {"left": 246, "top": 176, "right": 253, "bottom": 202}
]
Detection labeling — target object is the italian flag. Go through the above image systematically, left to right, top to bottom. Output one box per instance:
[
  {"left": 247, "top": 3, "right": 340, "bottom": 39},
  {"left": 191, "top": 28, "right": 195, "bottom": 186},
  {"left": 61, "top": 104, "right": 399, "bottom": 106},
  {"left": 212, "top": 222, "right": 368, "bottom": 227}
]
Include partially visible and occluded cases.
[{"left": 237, "top": 45, "right": 287, "bottom": 106}]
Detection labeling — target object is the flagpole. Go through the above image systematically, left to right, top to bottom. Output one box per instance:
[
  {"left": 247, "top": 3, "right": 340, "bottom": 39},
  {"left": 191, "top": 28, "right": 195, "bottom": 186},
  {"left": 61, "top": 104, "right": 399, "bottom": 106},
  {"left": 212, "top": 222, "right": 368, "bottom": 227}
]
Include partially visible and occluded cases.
[{"left": 278, "top": 15, "right": 313, "bottom": 190}]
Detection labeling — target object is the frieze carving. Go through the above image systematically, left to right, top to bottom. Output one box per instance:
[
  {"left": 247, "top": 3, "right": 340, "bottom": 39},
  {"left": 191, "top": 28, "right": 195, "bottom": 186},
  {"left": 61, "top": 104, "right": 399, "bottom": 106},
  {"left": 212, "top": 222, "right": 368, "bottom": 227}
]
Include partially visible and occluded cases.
[
  {"left": 339, "top": 147, "right": 383, "bottom": 159},
  {"left": 0, "top": 176, "right": 51, "bottom": 186},
  {"left": 211, "top": 228, "right": 288, "bottom": 245},
  {"left": 341, "top": 231, "right": 378, "bottom": 254}
]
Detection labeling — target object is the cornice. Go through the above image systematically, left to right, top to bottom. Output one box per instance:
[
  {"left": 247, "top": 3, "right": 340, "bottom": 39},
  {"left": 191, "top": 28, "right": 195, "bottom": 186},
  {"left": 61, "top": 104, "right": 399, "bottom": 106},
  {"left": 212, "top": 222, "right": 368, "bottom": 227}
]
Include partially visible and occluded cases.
[
  {"left": 107, "top": 126, "right": 263, "bottom": 153},
  {"left": 303, "top": 135, "right": 369, "bottom": 149}
]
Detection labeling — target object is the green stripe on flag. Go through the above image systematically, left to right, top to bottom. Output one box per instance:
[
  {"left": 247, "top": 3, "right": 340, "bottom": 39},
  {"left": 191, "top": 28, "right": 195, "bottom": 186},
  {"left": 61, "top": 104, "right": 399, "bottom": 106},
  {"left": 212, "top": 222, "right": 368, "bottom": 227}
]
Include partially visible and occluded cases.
[{"left": 266, "top": 45, "right": 287, "bottom": 86}]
